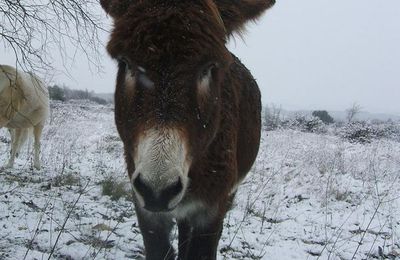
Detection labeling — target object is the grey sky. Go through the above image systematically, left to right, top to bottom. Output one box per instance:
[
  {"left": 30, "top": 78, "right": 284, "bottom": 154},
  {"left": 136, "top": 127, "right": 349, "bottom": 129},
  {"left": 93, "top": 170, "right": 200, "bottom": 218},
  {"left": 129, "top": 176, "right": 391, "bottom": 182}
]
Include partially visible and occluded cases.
[{"left": 3, "top": 0, "right": 400, "bottom": 114}]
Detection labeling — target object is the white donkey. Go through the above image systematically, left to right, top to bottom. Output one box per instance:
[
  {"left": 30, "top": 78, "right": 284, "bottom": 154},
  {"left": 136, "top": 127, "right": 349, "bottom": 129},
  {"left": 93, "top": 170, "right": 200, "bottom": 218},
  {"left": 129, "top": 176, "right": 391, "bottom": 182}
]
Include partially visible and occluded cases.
[{"left": 0, "top": 65, "right": 49, "bottom": 169}]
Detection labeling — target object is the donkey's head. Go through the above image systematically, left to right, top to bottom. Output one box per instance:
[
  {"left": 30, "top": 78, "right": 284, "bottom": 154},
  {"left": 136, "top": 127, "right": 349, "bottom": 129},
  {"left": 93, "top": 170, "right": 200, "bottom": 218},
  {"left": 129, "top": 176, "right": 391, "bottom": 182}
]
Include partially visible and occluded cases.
[{"left": 102, "top": 0, "right": 274, "bottom": 212}]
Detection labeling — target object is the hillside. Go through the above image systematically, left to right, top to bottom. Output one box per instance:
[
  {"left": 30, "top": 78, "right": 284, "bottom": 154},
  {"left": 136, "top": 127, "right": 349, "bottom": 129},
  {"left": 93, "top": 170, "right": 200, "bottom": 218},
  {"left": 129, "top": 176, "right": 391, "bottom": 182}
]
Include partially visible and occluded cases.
[{"left": 1, "top": 100, "right": 399, "bottom": 259}]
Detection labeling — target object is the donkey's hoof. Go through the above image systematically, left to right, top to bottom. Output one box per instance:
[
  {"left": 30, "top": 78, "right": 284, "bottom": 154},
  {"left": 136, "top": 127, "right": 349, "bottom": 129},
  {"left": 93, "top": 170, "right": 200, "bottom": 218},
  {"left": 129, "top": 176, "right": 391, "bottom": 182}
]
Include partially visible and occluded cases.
[
  {"left": 4, "top": 163, "right": 13, "bottom": 169},
  {"left": 33, "top": 163, "right": 41, "bottom": 170},
  {"left": 0, "top": 164, "right": 13, "bottom": 172}
]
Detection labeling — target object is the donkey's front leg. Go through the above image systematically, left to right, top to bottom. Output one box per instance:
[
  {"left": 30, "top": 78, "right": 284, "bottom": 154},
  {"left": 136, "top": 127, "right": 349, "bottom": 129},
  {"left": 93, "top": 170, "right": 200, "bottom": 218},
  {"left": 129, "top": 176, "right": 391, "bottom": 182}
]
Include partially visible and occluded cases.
[
  {"left": 135, "top": 205, "right": 175, "bottom": 260},
  {"left": 185, "top": 216, "right": 224, "bottom": 260},
  {"left": 177, "top": 219, "right": 191, "bottom": 259}
]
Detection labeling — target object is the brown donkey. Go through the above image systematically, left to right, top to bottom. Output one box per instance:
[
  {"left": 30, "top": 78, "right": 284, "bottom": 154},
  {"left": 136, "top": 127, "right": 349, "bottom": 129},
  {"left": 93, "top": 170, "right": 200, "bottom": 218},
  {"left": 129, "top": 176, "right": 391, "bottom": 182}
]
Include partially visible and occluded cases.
[{"left": 101, "top": 0, "right": 275, "bottom": 259}]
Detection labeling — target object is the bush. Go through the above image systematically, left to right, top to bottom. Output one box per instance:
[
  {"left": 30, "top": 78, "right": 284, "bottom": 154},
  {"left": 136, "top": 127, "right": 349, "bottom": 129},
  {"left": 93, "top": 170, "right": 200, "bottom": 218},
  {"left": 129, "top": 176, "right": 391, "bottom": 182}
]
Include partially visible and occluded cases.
[
  {"left": 48, "top": 85, "right": 66, "bottom": 101},
  {"left": 312, "top": 110, "right": 334, "bottom": 124},
  {"left": 283, "top": 114, "right": 327, "bottom": 133},
  {"left": 304, "top": 117, "right": 327, "bottom": 133},
  {"left": 339, "top": 121, "right": 400, "bottom": 144},
  {"left": 341, "top": 122, "right": 381, "bottom": 144},
  {"left": 381, "top": 123, "right": 400, "bottom": 142},
  {"left": 53, "top": 172, "right": 81, "bottom": 187},
  {"left": 101, "top": 177, "right": 132, "bottom": 201}
]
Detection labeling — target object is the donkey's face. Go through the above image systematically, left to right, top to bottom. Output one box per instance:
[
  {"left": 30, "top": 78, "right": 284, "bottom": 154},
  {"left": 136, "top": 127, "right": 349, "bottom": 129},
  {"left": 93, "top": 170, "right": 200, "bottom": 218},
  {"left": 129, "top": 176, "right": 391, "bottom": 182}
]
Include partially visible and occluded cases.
[
  {"left": 102, "top": 0, "right": 275, "bottom": 212},
  {"left": 103, "top": 0, "right": 230, "bottom": 212}
]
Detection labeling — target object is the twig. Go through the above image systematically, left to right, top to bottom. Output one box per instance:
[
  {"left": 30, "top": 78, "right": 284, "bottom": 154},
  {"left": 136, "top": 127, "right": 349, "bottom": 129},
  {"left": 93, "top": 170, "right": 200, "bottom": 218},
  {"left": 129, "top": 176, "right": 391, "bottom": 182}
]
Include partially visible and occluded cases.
[{"left": 47, "top": 181, "right": 89, "bottom": 259}]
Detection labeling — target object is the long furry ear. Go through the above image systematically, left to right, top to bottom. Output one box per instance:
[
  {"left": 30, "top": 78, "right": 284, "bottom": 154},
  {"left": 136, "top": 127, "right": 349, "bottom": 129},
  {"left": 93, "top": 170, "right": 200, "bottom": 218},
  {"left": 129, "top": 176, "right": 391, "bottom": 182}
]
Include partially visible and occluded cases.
[
  {"left": 100, "top": 0, "right": 132, "bottom": 19},
  {"left": 214, "top": 0, "right": 275, "bottom": 35}
]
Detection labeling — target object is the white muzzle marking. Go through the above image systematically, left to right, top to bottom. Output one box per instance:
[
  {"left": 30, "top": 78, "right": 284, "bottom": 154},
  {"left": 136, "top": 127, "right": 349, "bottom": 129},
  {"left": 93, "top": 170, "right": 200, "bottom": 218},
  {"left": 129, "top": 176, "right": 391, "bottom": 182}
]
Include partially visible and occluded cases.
[{"left": 131, "top": 128, "right": 190, "bottom": 209}]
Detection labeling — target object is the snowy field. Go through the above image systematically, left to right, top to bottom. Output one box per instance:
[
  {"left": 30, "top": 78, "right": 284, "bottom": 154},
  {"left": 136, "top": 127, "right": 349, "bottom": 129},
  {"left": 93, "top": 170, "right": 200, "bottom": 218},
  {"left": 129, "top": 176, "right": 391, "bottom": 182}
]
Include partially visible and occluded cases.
[{"left": 1, "top": 101, "right": 400, "bottom": 260}]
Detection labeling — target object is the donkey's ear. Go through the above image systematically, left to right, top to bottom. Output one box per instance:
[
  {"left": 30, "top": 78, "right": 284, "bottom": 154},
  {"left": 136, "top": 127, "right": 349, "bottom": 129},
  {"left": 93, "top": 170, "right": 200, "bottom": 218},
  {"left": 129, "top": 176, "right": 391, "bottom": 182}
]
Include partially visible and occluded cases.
[
  {"left": 100, "top": 0, "right": 132, "bottom": 19},
  {"left": 215, "top": 0, "right": 275, "bottom": 35}
]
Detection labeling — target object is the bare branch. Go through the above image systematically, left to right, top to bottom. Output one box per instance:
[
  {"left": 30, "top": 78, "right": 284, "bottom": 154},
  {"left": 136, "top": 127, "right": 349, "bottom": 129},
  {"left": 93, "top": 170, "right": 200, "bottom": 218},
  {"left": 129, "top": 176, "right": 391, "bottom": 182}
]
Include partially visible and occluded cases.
[{"left": 0, "top": 0, "right": 105, "bottom": 75}]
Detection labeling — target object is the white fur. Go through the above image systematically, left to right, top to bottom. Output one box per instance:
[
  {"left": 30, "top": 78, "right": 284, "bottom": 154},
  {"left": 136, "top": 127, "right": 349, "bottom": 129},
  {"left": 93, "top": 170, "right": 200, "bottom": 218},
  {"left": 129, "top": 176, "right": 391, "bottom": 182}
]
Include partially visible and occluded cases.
[
  {"left": 0, "top": 65, "right": 49, "bottom": 169},
  {"left": 124, "top": 67, "right": 154, "bottom": 92},
  {"left": 198, "top": 69, "right": 212, "bottom": 96},
  {"left": 125, "top": 70, "right": 136, "bottom": 87},
  {"left": 131, "top": 128, "right": 191, "bottom": 209},
  {"left": 229, "top": 180, "right": 241, "bottom": 195},
  {"left": 140, "top": 199, "right": 216, "bottom": 228},
  {"left": 170, "top": 199, "right": 216, "bottom": 227},
  {"left": 171, "top": 199, "right": 203, "bottom": 219}
]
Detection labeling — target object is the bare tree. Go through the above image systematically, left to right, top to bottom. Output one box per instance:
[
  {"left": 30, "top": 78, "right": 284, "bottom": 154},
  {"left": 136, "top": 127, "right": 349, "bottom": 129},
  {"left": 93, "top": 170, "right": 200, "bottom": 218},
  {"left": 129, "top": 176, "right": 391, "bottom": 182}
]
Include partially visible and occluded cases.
[
  {"left": 0, "top": 0, "right": 105, "bottom": 74},
  {"left": 346, "top": 102, "right": 362, "bottom": 123},
  {"left": 264, "top": 104, "right": 283, "bottom": 130}
]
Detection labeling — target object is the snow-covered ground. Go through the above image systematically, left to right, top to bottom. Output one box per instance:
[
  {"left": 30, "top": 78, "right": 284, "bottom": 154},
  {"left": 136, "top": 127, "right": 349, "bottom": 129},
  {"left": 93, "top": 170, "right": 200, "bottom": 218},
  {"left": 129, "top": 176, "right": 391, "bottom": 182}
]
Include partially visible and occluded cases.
[{"left": 1, "top": 101, "right": 399, "bottom": 260}]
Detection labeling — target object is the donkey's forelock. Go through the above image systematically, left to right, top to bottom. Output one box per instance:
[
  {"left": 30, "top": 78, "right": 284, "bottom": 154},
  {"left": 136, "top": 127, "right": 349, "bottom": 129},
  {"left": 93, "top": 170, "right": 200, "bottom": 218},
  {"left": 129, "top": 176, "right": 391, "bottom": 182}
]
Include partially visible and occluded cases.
[
  {"left": 101, "top": 0, "right": 275, "bottom": 36},
  {"left": 105, "top": 0, "right": 229, "bottom": 66}
]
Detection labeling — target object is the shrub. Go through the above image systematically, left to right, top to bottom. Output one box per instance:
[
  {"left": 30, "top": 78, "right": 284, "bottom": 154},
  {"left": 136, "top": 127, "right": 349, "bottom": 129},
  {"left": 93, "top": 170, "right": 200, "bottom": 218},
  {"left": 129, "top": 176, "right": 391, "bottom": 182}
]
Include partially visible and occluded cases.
[
  {"left": 48, "top": 85, "right": 66, "bottom": 101},
  {"left": 312, "top": 110, "right": 334, "bottom": 124},
  {"left": 284, "top": 114, "right": 327, "bottom": 133},
  {"left": 304, "top": 117, "right": 324, "bottom": 133},
  {"left": 341, "top": 122, "right": 381, "bottom": 144},
  {"left": 374, "top": 122, "right": 400, "bottom": 142},
  {"left": 53, "top": 172, "right": 81, "bottom": 187},
  {"left": 101, "top": 177, "right": 132, "bottom": 201}
]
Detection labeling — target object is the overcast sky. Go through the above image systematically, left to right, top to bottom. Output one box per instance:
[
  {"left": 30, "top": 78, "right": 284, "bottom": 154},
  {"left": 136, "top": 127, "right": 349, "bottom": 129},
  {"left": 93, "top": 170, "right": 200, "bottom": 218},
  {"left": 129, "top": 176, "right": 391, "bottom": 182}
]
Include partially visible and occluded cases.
[{"left": 3, "top": 0, "right": 400, "bottom": 114}]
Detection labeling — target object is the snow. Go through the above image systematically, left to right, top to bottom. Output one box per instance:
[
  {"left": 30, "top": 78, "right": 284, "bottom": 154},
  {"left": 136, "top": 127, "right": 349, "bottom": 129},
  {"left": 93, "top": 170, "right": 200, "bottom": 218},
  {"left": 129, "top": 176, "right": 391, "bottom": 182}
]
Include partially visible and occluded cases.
[{"left": 1, "top": 100, "right": 400, "bottom": 259}]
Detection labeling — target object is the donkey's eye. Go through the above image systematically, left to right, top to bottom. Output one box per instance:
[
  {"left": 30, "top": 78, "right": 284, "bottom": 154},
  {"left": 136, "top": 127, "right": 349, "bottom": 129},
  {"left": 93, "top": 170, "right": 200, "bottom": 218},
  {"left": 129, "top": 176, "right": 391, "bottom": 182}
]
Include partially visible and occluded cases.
[
  {"left": 118, "top": 57, "right": 132, "bottom": 71},
  {"left": 119, "top": 57, "right": 136, "bottom": 87},
  {"left": 198, "top": 63, "right": 216, "bottom": 96},
  {"left": 200, "top": 63, "right": 216, "bottom": 79},
  {"left": 136, "top": 67, "right": 154, "bottom": 89}
]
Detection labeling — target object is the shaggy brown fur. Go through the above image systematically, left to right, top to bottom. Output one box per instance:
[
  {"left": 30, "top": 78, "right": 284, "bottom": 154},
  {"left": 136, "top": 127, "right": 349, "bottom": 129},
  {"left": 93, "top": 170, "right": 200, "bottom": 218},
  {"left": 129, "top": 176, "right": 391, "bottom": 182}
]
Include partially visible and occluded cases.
[{"left": 101, "top": 0, "right": 274, "bottom": 259}]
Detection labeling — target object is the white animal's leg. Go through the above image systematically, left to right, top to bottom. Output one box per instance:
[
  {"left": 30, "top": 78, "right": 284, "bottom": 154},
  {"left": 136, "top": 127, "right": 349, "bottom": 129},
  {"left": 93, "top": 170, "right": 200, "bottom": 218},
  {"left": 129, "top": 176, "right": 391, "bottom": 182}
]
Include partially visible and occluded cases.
[
  {"left": 33, "top": 124, "right": 44, "bottom": 170},
  {"left": 6, "top": 128, "right": 20, "bottom": 168},
  {"left": 6, "top": 128, "right": 29, "bottom": 168},
  {"left": 8, "top": 128, "right": 15, "bottom": 143},
  {"left": 15, "top": 128, "right": 29, "bottom": 157}
]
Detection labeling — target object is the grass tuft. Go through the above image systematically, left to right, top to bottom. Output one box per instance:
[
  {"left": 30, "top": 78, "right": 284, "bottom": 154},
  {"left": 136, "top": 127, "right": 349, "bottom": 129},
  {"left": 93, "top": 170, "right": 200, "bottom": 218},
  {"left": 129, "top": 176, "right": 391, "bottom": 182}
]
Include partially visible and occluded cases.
[{"left": 101, "top": 177, "right": 132, "bottom": 201}]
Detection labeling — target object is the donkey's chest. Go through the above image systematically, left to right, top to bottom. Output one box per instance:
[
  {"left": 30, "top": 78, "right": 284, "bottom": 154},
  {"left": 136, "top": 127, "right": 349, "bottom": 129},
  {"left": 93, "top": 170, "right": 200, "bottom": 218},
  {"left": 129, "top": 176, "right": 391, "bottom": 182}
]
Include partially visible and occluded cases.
[{"left": 170, "top": 198, "right": 217, "bottom": 227}]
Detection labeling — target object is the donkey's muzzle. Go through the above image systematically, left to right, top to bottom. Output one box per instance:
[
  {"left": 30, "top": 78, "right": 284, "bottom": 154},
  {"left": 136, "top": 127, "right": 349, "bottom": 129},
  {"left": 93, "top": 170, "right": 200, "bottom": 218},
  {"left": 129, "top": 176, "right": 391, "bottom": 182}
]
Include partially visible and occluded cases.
[{"left": 133, "top": 173, "right": 183, "bottom": 212}]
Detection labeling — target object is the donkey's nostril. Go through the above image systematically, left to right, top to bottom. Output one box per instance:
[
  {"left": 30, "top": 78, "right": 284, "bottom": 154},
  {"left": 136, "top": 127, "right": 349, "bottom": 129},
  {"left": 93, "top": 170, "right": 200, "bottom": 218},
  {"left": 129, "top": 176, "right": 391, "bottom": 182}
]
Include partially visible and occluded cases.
[
  {"left": 133, "top": 173, "right": 153, "bottom": 199},
  {"left": 133, "top": 173, "right": 143, "bottom": 187},
  {"left": 132, "top": 174, "right": 184, "bottom": 212},
  {"left": 161, "top": 177, "right": 183, "bottom": 200}
]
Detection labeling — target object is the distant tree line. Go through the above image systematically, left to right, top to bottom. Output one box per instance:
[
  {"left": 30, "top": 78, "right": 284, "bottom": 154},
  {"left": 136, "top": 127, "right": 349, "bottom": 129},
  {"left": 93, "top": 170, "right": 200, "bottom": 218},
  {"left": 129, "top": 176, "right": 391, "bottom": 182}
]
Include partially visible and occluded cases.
[
  {"left": 48, "top": 85, "right": 109, "bottom": 105},
  {"left": 263, "top": 104, "right": 400, "bottom": 143}
]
